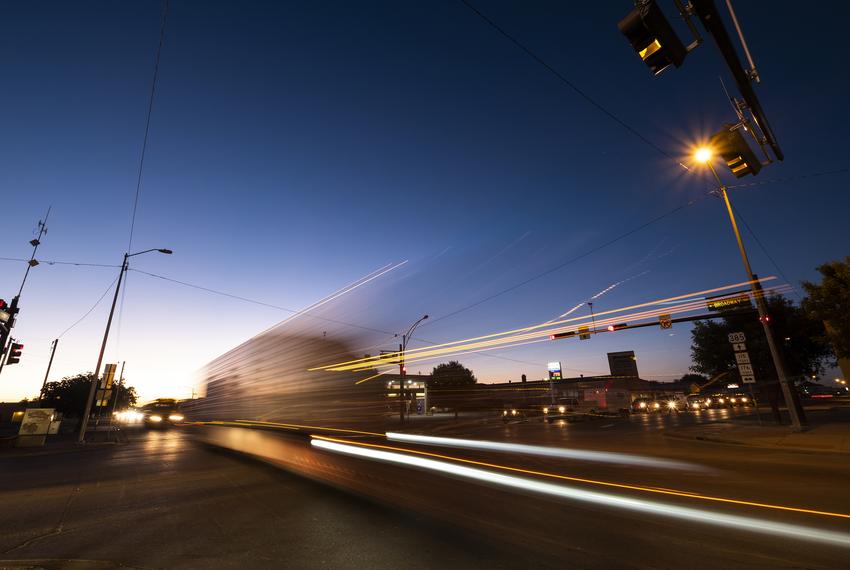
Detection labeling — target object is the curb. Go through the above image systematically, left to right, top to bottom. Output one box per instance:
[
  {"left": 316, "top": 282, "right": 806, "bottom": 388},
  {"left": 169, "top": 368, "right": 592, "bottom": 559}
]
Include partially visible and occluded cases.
[
  {"left": 663, "top": 430, "right": 850, "bottom": 455},
  {"left": 0, "top": 440, "right": 126, "bottom": 459}
]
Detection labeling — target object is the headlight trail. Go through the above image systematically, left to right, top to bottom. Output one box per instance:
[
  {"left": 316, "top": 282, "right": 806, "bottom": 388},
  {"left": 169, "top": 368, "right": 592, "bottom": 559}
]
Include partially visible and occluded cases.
[
  {"left": 277, "top": 260, "right": 407, "bottom": 328},
  {"left": 309, "top": 277, "right": 780, "bottom": 372},
  {"left": 317, "top": 282, "right": 791, "bottom": 372},
  {"left": 385, "top": 432, "right": 704, "bottom": 472},
  {"left": 312, "top": 436, "right": 850, "bottom": 522},
  {"left": 311, "top": 437, "right": 850, "bottom": 547}
]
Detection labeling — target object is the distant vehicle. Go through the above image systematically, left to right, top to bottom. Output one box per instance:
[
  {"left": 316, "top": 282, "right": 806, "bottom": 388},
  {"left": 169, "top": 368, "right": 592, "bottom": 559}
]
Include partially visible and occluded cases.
[
  {"left": 799, "top": 383, "right": 845, "bottom": 400},
  {"left": 727, "top": 393, "right": 753, "bottom": 407},
  {"left": 654, "top": 394, "right": 683, "bottom": 412},
  {"left": 686, "top": 394, "right": 708, "bottom": 411},
  {"left": 703, "top": 394, "right": 731, "bottom": 409},
  {"left": 631, "top": 397, "right": 663, "bottom": 413},
  {"left": 141, "top": 399, "right": 184, "bottom": 429},
  {"left": 540, "top": 399, "right": 578, "bottom": 422},
  {"left": 502, "top": 407, "right": 526, "bottom": 422}
]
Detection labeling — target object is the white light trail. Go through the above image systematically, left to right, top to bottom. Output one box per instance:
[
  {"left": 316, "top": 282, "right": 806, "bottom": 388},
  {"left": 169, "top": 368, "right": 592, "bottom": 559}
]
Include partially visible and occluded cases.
[
  {"left": 385, "top": 433, "right": 705, "bottom": 472},
  {"left": 312, "top": 438, "right": 850, "bottom": 548}
]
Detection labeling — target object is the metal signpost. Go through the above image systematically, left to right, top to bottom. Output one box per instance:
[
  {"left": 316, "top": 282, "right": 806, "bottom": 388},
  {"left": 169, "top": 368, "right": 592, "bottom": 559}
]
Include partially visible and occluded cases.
[{"left": 728, "top": 331, "right": 761, "bottom": 424}]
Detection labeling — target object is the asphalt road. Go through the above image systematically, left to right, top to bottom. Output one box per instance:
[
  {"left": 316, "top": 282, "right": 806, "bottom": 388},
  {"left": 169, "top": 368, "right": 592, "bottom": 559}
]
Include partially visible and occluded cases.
[
  {"left": 1, "top": 408, "right": 849, "bottom": 569},
  {"left": 0, "top": 429, "right": 564, "bottom": 569}
]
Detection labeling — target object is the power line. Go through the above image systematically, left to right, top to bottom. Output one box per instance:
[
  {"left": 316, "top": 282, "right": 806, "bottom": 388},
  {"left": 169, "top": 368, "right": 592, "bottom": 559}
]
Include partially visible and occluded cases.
[
  {"left": 127, "top": 0, "right": 170, "bottom": 252},
  {"left": 458, "top": 0, "right": 689, "bottom": 170},
  {"left": 726, "top": 167, "right": 850, "bottom": 190},
  {"left": 428, "top": 193, "right": 710, "bottom": 326},
  {"left": 729, "top": 203, "right": 802, "bottom": 302},
  {"left": 0, "top": 256, "right": 121, "bottom": 268},
  {"left": 129, "top": 268, "right": 393, "bottom": 335},
  {"left": 57, "top": 275, "right": 120, "bottom": 338}
]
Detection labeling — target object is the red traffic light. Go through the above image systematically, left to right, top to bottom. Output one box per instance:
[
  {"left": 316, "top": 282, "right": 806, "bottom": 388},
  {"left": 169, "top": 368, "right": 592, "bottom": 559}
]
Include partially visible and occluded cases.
[
  {"left": 0, "top": 299, "right": 6, "bottom": 310},
  {"left": 607, "top": 323, "right": 628, "bottom": 332},
  {"left": 6, "top": 342, "right": 23, "bottom": 365}
]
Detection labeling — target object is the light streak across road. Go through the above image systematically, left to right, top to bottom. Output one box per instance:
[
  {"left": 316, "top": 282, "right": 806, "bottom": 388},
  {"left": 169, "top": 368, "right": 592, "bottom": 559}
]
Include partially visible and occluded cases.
[
  {"left": 385, "top": 432, "right": 705, "bottom": 471},
  {"left": 311, "top": 436, "right": 850, "bottom": 547}
]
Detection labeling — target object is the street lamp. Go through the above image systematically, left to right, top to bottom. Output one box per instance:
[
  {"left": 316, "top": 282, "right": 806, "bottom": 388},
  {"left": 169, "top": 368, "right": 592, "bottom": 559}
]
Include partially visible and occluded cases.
[
  {"left": 694, "top": 148, "right": 805, "bottom": 430},
  {"left": 78, "top": 247, "right": 173, "bottom": 442},
  {"left": 398, "top": 314, "right": 428, "bottom": 423}
]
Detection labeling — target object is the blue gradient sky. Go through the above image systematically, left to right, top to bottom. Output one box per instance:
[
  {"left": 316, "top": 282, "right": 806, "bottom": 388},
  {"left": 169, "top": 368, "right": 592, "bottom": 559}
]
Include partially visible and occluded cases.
[{"left": 2, "top": 1, "right": 848, "bottom": 402}]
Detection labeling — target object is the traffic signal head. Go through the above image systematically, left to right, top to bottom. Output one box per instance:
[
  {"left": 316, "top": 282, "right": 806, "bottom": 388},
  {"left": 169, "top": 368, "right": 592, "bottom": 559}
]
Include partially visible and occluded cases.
[
  {"left": 618, "top": 0, "right": 687, "bottom": 75},
  {"left": 709, "top": 126, "right": 763, "bottom": 178},
  {"left": 607, "top": 323, "right": 628, "bottom": 332},
  {"left": 7, "top": 342, "right": 23, "bottom": 365}
]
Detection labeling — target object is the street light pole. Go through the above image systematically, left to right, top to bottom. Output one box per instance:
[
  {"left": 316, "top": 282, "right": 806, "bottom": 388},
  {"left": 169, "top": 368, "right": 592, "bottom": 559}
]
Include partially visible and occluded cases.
[
  {"left": 702, "top": 158, "right": 805, "bottom": 430},
  {"left": 78, "top": 248, "right": 172, "bottom": 443},
  {"left": 399, "top": 314, "right": 428, "bottom": 424}
]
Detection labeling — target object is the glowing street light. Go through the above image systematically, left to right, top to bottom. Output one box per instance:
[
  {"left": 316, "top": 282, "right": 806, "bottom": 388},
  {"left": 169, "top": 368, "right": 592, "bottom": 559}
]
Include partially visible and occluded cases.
[
  {"left": 693, "top": 147, "right": 804, "bottom": 430},
  {"left": 694, "top": 147, "right": 712, "bottom": 163}
]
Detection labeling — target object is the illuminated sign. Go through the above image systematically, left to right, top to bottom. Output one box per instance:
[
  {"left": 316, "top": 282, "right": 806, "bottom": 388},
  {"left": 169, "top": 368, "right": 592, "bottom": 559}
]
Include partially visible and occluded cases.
[
  {"left": 707, "top": 294, "right": 751, "bottom": 311},
  {"left": 547, "top": 361, "right": 562, "bottom": 380}
]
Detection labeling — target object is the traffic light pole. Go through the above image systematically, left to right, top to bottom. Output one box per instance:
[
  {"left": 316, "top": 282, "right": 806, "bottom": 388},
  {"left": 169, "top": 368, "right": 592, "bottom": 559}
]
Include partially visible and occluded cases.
[
  {"left": 707, "top": 161, "right": 805, "bottom": 430},
  {"left": 78, "top": 254, "right": 128, "bottom": 443}
]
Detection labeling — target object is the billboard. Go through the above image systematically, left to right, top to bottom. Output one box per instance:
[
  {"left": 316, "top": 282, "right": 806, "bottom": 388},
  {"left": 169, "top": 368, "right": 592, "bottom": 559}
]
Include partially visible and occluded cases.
[{"left": 547, "top": 361, "right": 562, "bottom": 380}]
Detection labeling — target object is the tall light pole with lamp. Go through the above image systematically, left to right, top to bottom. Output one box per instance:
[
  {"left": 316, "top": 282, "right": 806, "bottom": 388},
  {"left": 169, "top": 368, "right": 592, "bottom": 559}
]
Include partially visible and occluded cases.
[
  {"left": 694, "top": 147, "right": 804, "bottom": 430},
  {"left": 78, "top": 248, "right": 173, "bottom": 443},
  {"left": 398, "top": 314, "right": 428, "bottom": 423}
]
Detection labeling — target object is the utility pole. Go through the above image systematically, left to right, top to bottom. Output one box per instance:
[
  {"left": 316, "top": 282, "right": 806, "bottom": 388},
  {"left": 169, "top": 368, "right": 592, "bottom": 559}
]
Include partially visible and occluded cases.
[
  {"left": 704, "top": 159, "right": 805, "bottom": 430},
  {"left": 0, "top": 208, "right": 50, "bottom": 378},
  {"left": 77, "top": 247, "right": 172, "bottom": 443},
  {"left": 78, "top": 254, "right": 128, "bottom": 443},
  {"left": 38, "top": 339, "right": 59, "bottom": 405}
]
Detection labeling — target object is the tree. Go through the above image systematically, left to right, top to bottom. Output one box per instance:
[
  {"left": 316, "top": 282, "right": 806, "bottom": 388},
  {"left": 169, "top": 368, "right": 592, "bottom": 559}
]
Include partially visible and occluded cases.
[
  {"left": 803, "top": 257, "right": 850, "bottom": 359},
  {"left": 689, "top": 295, "right": 833, "bottom": 384},
  {"left": 429, "top": 361, "right": 477, "bottom": 389},
  {"left": 40, "top": 373, "right": 137, "bottom": 417},
  {"left": 678, "top": 373, "right": 707, "bottom": 394}
]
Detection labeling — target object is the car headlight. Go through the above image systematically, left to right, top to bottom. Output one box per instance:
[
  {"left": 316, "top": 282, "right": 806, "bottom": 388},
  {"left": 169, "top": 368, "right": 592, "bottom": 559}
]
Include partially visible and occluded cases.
[
  {"left": 741, "top": 397, "right": 748, "bottom": 402},
  {"left": 718, "top": 398, "right": 725, "bottom": 403},
  {"left": 730, "top": 398, "right": 737, "bottom": 403},
  {"left": 667, "top": 401, "right": 677, "bottom": 408},
  {"left": 639, "top": 402, "right": 646, "bottom": 408},
  {"left": 653, "top": 402, "right": 660, "bottom": 409},
  {"left": 691, "top": 403, "right": 699, "bottom": 409},
  {"left": 558, "top": 406, "right": 566, "bottom": 413},
  {"left": 543, "top": 407, "right": 549, "bottom": 414},
  {"left": 511, "top": 409, "right": 517, "bottom": 416},
  {"left": 502, "top": 410, "right": 508, "bottom": 416},
  {"left": 168, "top": 414, "right": 184, "bottom": 422},
  {"left": 149, "top": 415, "right": 162, "bottom": 422}
]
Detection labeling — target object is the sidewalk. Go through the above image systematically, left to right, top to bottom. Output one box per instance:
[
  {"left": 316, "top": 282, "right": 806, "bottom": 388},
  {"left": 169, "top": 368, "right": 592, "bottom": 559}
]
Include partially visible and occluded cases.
[
  {"left": 666, "top": 407, "right": 850, "bottom": 453},
  {"left": 0, "top": 430, "right": 128, "bottom": 458}
]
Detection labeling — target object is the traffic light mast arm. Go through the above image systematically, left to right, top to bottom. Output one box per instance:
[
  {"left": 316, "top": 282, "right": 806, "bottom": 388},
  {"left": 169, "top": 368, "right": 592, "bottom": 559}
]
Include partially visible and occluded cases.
[{"left": 691, "top": 0, "right": 783, "bottom": 161}]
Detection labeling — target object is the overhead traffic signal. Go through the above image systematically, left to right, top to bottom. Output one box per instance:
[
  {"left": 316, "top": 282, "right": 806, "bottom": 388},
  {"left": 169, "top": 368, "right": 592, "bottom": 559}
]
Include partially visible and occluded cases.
[
  {"left": 618, "top": 0, "right": 687, "bottom": 75},
  {"left": 709, "top": 125, "right": 763, "bottom": 178},
  {"left": 607, "top": 323, "right": 629, "bottom": 332},
  {"left": 6, "top": 342, "right": 23, "bottom": 365}
]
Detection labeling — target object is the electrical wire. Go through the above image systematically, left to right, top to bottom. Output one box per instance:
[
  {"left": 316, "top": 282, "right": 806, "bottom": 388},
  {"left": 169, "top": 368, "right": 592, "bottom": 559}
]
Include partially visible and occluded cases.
[
  {"left": 127, "top": 0, "right": 169, "bottom": 252},
  {"left": 458, "top": 0, "right": 689, "bottom": 171},
  {"left": 726, "top": 168, "right": 850, "bottom": 190},
  {"left": 428, "top": 193, "right": 710, "bottom": 325},
  {"left": 0, "top": 256, "right": 120, "bottom": 268},
  {"left": 129, "top": 268, "right": 394, "bottom": 335},
  {"left": 57, "top": 275, "right": 120, "bottom": 338}
]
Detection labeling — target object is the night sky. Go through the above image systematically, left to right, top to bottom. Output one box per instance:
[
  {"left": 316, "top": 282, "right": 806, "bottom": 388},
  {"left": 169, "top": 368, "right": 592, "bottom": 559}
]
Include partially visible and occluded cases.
[{"left": 2, "top": 1, "right": 848, "bottom": 401}]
